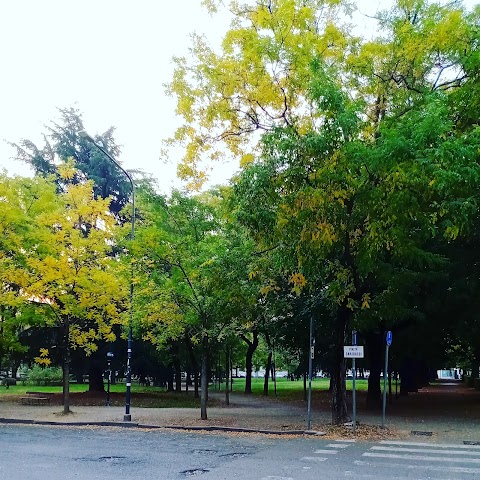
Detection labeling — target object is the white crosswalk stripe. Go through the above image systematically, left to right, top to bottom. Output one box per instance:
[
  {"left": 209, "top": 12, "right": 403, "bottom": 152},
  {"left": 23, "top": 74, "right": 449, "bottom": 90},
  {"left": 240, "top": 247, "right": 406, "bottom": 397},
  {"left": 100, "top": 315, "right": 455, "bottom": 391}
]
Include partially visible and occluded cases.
[
  {"left": 301, "top": 439, "right": 353, "bottom": 465},
  {"left": 356, "top": 440, "right": 480, "bottom": 477},
  {"left": 379, "top": 440, "right": 480, "bottom": 450},
  {"left": 372, "top": 445, "right": 480, "bottom": 456},
  {"left": 300, "top": 456, "right": 327, "bottom": 462},
  {"left": 354, "top": 459, "right": 480, "bottom": 475}
]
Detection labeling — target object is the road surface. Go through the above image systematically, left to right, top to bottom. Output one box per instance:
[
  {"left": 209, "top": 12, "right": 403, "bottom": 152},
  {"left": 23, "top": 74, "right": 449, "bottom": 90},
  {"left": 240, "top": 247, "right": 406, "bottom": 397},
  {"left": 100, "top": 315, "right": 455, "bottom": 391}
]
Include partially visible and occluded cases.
[{"left": 1, "top": 425, "right": 480, "bottom": 479}]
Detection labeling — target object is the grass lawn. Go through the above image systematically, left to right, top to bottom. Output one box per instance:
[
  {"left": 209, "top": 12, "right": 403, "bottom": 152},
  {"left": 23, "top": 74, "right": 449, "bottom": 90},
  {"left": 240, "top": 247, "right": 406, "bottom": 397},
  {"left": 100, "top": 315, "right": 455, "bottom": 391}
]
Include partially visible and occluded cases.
[
  {"left": 0, "top": 377, "right": 373, "bottom": 407},
  {"left": 214, "top": 377, "right": 370, "bottom": 399},
  {"left": 0, "top": 383, "right": 203, "bottom": 408},
  {"left": 0, "top": 383, "right": 168, "bottom": 397}
]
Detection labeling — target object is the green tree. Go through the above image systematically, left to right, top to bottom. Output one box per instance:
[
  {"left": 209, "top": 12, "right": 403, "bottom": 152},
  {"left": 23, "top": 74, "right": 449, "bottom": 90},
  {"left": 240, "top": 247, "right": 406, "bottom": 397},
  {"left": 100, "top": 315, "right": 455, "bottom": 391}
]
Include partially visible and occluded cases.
[
  {"left": 9, "top": 107, "right": 131, "bottom": 215},
  {"left": 21, "top": 176, "right": 127, "bottom": 413}
]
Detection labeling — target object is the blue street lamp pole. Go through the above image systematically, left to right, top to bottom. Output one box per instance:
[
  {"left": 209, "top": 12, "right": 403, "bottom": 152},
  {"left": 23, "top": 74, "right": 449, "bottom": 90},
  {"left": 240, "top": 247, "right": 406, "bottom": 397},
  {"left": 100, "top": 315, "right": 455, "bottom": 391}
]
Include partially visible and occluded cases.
[{"left": 79, "top": 130, "right": 135, "bottom": 421}]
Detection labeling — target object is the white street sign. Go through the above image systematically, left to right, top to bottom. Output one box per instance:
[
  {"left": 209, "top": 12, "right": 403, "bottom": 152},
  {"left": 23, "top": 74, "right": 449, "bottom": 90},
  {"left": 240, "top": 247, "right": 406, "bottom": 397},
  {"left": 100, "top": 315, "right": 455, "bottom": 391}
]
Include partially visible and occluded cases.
[{"left": 344, "top": 346, "right": 364, "bottom": 358}]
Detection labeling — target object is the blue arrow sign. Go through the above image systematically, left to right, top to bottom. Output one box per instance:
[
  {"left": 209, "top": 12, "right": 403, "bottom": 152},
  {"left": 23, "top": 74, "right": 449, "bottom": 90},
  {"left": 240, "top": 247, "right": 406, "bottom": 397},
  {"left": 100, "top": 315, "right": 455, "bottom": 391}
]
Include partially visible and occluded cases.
[{"left": 386, "top": 330, "right": 393, "bottom": 346}]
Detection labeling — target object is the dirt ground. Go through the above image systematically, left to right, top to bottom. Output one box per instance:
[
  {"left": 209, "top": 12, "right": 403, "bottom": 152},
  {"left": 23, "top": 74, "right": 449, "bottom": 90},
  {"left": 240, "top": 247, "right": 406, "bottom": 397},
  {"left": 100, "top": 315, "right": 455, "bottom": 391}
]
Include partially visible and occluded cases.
[{"left": 1, "top": 380, "right": 479, "bottom": 442}]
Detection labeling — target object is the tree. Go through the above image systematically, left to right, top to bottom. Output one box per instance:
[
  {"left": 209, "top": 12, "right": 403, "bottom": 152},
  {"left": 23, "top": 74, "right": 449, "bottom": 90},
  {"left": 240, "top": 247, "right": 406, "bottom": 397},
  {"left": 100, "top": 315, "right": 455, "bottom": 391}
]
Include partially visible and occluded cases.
[
  {"left": 166, "top": 0, "right": 353, "bottom": 188},
  {"left": 169, "top": 0, "right": 480, "bottom": 423},
  {"left": 9, "top": 107, "right": 131, "bottom": 215},
  {"left": 0, "top": 174, "right": 56, "bottom": 373},
  {"left": 20, "top": 175, "right": 127, "bottom": 413}
]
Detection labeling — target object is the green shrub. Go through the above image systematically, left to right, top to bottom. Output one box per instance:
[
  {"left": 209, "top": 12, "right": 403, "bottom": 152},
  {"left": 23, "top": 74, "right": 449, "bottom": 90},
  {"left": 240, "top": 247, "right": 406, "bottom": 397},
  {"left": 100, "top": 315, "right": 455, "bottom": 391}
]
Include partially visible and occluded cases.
[{"left": 27, "top": 365, "right": 63, "bottom": 386}]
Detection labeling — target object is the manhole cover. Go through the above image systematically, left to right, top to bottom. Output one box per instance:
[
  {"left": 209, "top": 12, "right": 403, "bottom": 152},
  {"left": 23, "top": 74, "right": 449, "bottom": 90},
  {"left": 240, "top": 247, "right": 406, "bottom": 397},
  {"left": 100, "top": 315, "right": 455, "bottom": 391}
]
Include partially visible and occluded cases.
[
  {"left": 411, "top": 431, "right": 433, "bottom": 436},
  {"left": 181, "top": 469, "right": 209, "bottom": 476}
]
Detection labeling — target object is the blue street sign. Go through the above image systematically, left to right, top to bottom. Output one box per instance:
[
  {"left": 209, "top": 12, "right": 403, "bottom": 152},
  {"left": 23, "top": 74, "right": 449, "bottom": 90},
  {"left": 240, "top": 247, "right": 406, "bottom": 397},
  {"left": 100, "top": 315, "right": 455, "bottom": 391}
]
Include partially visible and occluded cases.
[
  {"left": 352, "top": 330, "right": 357, "bottom": 346},
  {"left": 386, "top": 330, "right": 393, "bottom": 346}
]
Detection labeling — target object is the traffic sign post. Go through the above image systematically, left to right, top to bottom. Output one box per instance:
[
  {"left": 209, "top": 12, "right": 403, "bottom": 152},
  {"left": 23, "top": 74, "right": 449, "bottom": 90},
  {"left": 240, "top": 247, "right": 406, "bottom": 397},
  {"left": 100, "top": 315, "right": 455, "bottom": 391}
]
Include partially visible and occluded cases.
[
  {"left": 307, "top": 316, "right": 315, "bottom": 431},
  {"left": 352, "top": 331, "right": 357, "bottom": 434},
  {"left": 382, "top": 331, "right": 392, "bottom": 428},
  {"left": 344, "top": 339, "right": 363, "bottom": 434}
]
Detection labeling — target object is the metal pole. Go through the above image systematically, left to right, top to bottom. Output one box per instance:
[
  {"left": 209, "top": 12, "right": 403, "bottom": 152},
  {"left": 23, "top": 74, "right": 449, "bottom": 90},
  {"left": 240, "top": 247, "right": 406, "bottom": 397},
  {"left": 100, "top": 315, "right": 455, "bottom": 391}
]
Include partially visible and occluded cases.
[
  {"left": 78, "top": 130, "right": 135, "bottom": 422},
  {"left": 307, "top": 316, "right": 314, "bottom": 430},
  {"left": 352, "top": 330, "right": 357, "bottom": 434},
  {"left": 382, "top": 344, "right": 389, "bottom": 428},
  {"left": 106, "top": 359, "right": 111, "bottom": 406}
]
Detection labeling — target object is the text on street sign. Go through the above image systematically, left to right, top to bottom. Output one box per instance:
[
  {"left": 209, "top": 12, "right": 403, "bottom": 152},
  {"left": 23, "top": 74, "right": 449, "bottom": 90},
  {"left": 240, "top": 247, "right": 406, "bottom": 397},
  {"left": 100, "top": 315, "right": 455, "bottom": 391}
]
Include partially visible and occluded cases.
[{"left": 344, "top": 346, "right": 364, "bottom": 358}]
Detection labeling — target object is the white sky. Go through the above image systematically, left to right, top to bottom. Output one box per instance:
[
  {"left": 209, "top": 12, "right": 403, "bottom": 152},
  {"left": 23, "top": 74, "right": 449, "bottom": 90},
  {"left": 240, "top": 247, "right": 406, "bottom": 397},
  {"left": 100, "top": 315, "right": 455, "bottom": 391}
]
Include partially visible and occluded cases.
[{"left": 0, "top": 0, "right": 477, "bottom": 192}]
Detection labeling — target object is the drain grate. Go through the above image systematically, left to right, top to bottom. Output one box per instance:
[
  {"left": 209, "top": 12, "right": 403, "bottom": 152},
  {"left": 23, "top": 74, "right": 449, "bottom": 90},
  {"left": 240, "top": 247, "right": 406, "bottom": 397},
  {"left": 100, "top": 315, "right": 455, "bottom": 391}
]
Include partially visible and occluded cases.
[
  {"left": 411, "top": 431, "right": 433, "bottom": 436},
  {"left": 464, "top": 441, "right": 480, "bottom": 445},
  {"left": 181, "top": 469, "right": 209, "bottom": 476}
]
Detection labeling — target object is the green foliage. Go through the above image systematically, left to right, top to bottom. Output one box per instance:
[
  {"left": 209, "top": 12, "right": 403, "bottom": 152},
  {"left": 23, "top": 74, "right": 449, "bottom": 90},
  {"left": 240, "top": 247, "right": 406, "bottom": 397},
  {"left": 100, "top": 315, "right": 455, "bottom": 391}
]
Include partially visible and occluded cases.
[
  {"left": 9, "top": 107, "right": 132, "bottom": 215},
  {"left": 26, "top": 365, "right": 63, "bottom": 386}
]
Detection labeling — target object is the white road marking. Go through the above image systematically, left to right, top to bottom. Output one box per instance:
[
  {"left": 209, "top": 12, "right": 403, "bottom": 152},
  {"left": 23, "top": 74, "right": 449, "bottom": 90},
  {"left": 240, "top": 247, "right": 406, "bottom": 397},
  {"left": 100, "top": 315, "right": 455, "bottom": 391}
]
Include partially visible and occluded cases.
[
  {"left": 334, "top": 439, "right": 356, "bottom": 443},
  {"left": 380, "top": 440, "right": 480, "bottom": 450},
  {"left": 327, "top": 443, "right": 351, "bottom": 448},
  {"left": 372, "top": 445, "right": 480, "bottom": 456},
  {"left": 314, "top": 449, "right": 338, "bottom": 454},
  {"left": 363, "top": 452, "right": 480, "bottom": 464},
  {"left": 301, "top": 456, "right": 327, "bottom": 462},
  {"left": 355, "top": 459, "right": 480, "bottom": 475},
  {"left": 261, "top": 477, "right": 295, "bottom": 480}
]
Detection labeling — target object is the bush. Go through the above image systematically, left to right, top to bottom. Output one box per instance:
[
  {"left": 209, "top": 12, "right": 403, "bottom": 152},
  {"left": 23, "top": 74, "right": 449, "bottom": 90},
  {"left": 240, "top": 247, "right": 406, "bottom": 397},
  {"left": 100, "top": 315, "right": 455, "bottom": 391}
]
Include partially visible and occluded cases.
[{"left": 27, "top": 365, "right": 63, "bottom": 386}]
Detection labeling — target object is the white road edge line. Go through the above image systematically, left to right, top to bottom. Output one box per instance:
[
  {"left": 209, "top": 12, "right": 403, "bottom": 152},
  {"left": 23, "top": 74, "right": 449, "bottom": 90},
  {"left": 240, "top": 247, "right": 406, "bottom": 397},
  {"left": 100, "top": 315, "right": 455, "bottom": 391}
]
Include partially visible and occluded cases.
[
  {"left": 327, "top": 444, "right": 350, "bottom": 448},
  {"left": 313, "top": 449, "right": 338, "bottom": 454},
  {"left": 301, "top": 456, "right": 328, "bottom": 462}
]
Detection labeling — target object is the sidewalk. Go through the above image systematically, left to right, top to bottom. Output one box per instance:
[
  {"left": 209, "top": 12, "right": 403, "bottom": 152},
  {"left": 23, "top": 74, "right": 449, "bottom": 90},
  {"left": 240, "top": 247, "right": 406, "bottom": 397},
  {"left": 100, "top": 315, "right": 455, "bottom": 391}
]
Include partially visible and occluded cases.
[{"left": 1, "top": 381, "right": 479, "bottom": 442}]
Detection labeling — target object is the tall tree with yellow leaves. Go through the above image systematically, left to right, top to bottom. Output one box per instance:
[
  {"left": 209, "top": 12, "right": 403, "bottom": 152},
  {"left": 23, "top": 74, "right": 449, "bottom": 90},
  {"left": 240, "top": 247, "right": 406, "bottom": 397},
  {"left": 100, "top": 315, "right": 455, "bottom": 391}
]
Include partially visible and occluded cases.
[{"left": 20, "top": 173, "right": 127, "bottom": 413}]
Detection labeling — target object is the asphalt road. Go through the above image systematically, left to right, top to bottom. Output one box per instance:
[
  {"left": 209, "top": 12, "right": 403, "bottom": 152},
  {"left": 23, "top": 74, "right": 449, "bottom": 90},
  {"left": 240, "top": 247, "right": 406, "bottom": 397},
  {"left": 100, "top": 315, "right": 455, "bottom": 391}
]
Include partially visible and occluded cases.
[{"left": 1, "top": 425, "right": 480, "bottom": 480}]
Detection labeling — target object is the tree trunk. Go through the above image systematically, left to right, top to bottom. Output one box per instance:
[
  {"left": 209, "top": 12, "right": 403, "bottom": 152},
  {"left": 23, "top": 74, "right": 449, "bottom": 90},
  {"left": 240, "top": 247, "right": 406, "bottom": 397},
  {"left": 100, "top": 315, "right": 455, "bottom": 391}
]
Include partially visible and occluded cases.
[
  {"left": 331, "top": 305, "right": 349, "bottom": 425},
  {"left": 63, "top": 319, "right": 70, "bottom": 414},
  {"left": 242, "top": 330, "right": 259, "bottom": 394},
  {"left": 366, "top": 331, "right": 383, "bottom": 410},
  {"left": 263, "top": 333, "right": 272, "bottom": 396},
  {"left": 186, "top": 335, "right": 200, "bottom": 398},
  {"left": 200, "top": 336, "right": 208, "bottom": 420},
  {"left": 225, "top": 348, "right": 230, "bottom": 406},
  {"left": 263, "top": 350, "right": 272, "bottom": 396},
  {"left": 88, "top": 361, "right": 105, "bottom": 392},
  {"left": 174, "top": 361, "right": 182, "bottom": 392},
  {"left": 303, "top": 370, "right": 307, "bottom": 401}
]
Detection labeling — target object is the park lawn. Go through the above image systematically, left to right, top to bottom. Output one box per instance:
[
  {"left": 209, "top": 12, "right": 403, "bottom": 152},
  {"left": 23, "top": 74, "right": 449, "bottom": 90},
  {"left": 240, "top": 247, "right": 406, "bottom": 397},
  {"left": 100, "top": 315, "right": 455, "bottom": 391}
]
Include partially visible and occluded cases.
[
  {"left": 219, "top": 377, "right": 369, "bottom": 399},
  {"left": 0, "top": 383, "right": 203, "bottom": 408},
  {"left": 0, "top": 383, "right": 168, "bottom": 397}
]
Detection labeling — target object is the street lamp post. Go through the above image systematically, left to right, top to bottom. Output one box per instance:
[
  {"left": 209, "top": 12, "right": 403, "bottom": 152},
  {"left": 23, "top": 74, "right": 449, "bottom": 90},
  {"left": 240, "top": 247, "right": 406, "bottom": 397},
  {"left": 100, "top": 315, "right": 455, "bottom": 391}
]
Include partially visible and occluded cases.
[
  {"left": 78, "top": 130, "right": 135, "bottom": 421},
  {"left": 106, "top": 351, "right": 114, "bottom": 406}
]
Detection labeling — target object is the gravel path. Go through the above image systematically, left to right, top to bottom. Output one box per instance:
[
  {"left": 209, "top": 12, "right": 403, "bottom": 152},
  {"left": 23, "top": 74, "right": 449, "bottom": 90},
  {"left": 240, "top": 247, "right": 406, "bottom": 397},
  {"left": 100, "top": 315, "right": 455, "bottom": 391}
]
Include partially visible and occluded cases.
[{"left": 1, "top": 381, "right": 479, "bottom": 442}]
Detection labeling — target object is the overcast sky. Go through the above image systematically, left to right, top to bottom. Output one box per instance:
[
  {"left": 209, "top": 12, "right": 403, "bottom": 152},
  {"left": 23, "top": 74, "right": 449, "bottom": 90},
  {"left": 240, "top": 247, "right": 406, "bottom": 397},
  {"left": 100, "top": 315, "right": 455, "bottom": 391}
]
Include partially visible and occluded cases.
[{"left": 0, "top": 0, "right": 477, "bottom": 192}]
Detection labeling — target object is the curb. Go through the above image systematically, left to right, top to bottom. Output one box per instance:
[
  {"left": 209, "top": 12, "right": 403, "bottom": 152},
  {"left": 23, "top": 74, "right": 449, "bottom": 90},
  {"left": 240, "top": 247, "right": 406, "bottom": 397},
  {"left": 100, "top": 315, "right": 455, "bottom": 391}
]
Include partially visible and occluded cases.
[{"left": 0, "top": 417, "right": 325, "bottom": 436}]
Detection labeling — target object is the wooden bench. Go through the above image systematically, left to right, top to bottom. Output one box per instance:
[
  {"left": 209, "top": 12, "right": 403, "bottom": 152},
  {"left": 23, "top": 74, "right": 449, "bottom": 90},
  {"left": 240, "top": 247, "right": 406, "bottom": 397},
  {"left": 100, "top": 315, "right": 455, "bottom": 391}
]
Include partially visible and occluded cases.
[{"left": 20, "top": 391, "right": 54, "bottom": 406}]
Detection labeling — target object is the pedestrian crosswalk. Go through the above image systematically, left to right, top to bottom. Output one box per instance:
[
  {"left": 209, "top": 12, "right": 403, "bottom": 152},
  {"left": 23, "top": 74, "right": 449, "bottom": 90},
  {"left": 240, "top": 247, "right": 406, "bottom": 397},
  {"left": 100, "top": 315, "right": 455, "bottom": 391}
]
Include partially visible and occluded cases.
[
  {"left": 301, "top": 439, "right": 355, "bottom": 463},
  {"left": 355, "top": 440, "right": 480, "bottom": 477}
]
